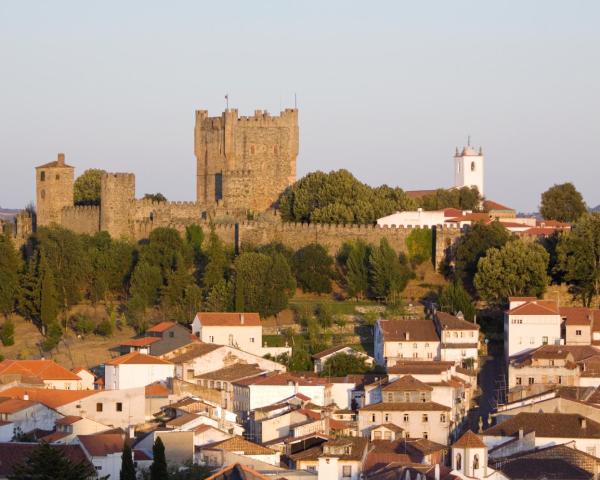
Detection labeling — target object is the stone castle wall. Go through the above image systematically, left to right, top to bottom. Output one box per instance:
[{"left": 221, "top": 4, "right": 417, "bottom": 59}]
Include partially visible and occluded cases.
[{"left": 60, "top": 206, "right": 100, "bottom": 234}]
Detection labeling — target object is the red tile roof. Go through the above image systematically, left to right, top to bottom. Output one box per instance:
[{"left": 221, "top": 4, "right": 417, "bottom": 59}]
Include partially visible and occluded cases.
[
  {"left": 483, "top": 200, "right": 515, "bottom": 212},
  {"left": 508, "top": 300, "right": 559, "bottom": 315},
  {"left": 561, "top": 307, "right": 600, "bottom": 326},
  {"left": 195, "top": 312, "right": 261, "bottom": 326},
  {"left": 378, "top": 319, "right": 439, "bottom": 342},
  {"left": 146, "top": 321, "right": 177, "bottom": 333},
  {"left": 120, "top": 337, "right": 161, "bottom": 347},
  {"left": 105, "top": 351, "right": 173, "bottom": 366},
  {"left": 0, "top": 359, "right": 81, "bottom": 381},
  {"left": 233, "top": 372, "right": 330, "bottom": 387},
  {"left": 382, "top": 375, "right": 433, "bottom": 392},
  {"left": 145, "top": 382, "right": 171, "bottom": 397},
  {"left": 0, "top": 387, "right": 96, "bottom": 409},
  {"left": 0, "top": 398, "right": 37, "bottom": 414},
  {"left": 360, "top": 402, "right": 450, "bottom": 412},
  {"left": 56, "top": 415, "right": 83, "bottom": 426},
  {"left": 452, "top": 429, "right": 486, "bottom": 448},
  {"left": 78, "top": 433, "right": 124, "bottom": 457},
  {"left": 0, "top": 443, "right": 91, "bottom": 476}
]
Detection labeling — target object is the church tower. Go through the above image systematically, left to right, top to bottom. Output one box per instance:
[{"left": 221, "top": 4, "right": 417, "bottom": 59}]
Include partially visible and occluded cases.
[
  {"left": 454, "top": 142, "right": 484, "bottom": 197},
  {"left": 451, "top": 430, "right": 488, "bottom": 478}
]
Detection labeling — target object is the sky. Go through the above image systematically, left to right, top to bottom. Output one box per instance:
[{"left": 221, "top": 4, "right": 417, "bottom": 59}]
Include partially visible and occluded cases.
[{"left": 1, "top": 1, "right": 599, "bottom": 212}]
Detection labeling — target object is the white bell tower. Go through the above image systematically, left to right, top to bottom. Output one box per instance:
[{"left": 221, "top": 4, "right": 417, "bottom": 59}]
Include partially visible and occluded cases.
[{"left": 454, "top": 140, "right": 484, "bottom": 197}]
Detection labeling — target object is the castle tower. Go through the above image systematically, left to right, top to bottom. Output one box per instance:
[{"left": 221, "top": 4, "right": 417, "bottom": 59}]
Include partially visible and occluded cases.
[
  {"left": 194, "top": 108, "right": 299, "bottom": 213},
  {"left": 454, "top": 142, "right": 484, "bottom": 197},
  {"left": 35, "top": 153, "right": 75, "bottom": 227},
  {"left": 100, "top": 172, "right": 135, "bottom": 239},
  {"left": 451, "top": 430, "right": 488, "bottom": 478}
]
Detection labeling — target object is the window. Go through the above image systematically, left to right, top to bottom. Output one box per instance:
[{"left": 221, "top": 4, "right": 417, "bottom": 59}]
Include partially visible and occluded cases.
[
  {"left": 471, "top": 161, "right": 475, "bottom": 172},
  {"left": 40, "top": 171, "right": 45, "bottom": 181},
  {"left": 215, "top": 173, "right": 223, "bottom": 201},
  {"left": 55, "top": 174, "right": 60, "bottom": 180},
  {"left": 576, "top": 330, "right": 582, "bottom": 336},
  {"left": 169, "top": 331, "right": 174, "bottom": 338},
  {"left": 470, "top": 331, "right": 474, "bottom": 337},
  {"left": 453, "top": 332, "right": 458, "bottom": 338},
  {"left": 228, "top": 334, "right": 234, "bottom": 346},
  {"left": 209, "top": 336, "right": 214, "bottom": 343},
  {"left": 542, "top": 336, "right": 548, "bottom": 345},
  {"left": 250, "top": 337, "right": 255, "bottom": 343},
  {"left": 518, "top": 337, "right": 523, "bottom": 345},
  {"left": 530, "top": 337, "right": 535, "bottom": 344},
  {"left": 413, "top": 343, "right": 417, "bottom": 349},
  {"left": 425, "top": 343, "right": 429, "bottom": 348},
  {"left": 461, "top": 350, "right": 466, "bottom": 357},
  {"left": 413, "top": 352, "right": 418, "bottom": 359},
  {"left": 427, "top": 352, "right": 433, "bottom": 359},
  {"left": 558, "top": 376, "right": 562, "bottom": 384},
  {"left": 516, "top": 377, "right": 522, "bottom": 385},
  {"left": 528, "top": 377, "right": 534, "bottom": 385},
  {"left": 404, "top": 392, "right": 410, "bottom": 402},
  {"left": 420, "top": 392, "right": 427, "bottom": 402},
  {"left": 387, "top": 393, "right": 393, "bottom": 402},
  {"left": 116, "top": 402, "right": 123, "bottom": 412},
  {"left": 96, "top": 403, "right": 103, "bottom": 412},
  {"left": 384, "top": 413, "right": 389, "bottom": 422},
  {"left": 371, "top": 414, "right": 376, "bottom": 423},
  {"left": 403, "top": 414, "right": 409, "bottom": 422},
  {"left": 422, "top": 414, "right": 428, "bottom": 423},
  {"left": 440, "top": 414, "right": 446, "bottom": 423},
  {"left": 373, "top": 430, "right": 381, "bottom": 440},
  {"left": 383, "top": 431, "right": 391, "bottom": 440},
  {"left": 423, "top": 431, "right": 428, "bottom": 439},
  {"left": 456, "top": 453, "right": 462, "bottom": 470},
  {"left": 473, "top": 454, "right": 479, "bottom": 469},
  {"left": 307, "top": 466, "right": 316, "bottom": 472},
  {"left": 342, "top": 466, "right": 352, "bottom": 478}
]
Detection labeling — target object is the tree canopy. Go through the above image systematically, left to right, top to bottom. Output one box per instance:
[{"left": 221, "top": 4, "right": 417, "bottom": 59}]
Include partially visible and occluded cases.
[
  {"left": 74, "top": 168, "right": 105, "bottom": 206},
  {"left": 279, "top": 169, "right": 415, "bottom": 224},
  {"left": 540, "top": 182, "right": 586, "bottom": 223},
  {"left": 418, "top": 186, "right": 481, "bottom": 211},
  {"left": 143, "top": 193, "right": 167, "bottom": 203},
  {"left": 0, "top": 234, "right": 19, "bottom": 315},
  {"left": 474, "top": 240, "right": 549, "bottom": 305},
  {"left": 293, "top": 244, "right": 333, "bottom": 294},
  {"left": 438, "top": 282, "right": 476, "bottom": 321},
  {"left": 320, "top": 352, "right": 370, "bottom": 376}
]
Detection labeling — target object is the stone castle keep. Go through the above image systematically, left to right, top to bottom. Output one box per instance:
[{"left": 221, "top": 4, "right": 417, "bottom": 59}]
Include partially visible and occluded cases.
[{"left": 5, "top": 106, "right": 461, "bottom": 264}]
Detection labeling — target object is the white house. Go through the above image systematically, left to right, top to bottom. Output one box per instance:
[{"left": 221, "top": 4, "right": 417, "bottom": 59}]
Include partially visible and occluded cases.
[
  {"left": 504, "top": 297, "right": 562, "bottom": 359},
  {"left": 191, "top": 312, "right": 263, "bottom": 356},
  {"left": 435, "top": 312, "right": 480, "bottom": 368},
  {"left": 374, "top": 319, "right": 440, "bottom": 367},
  {"left": 312, "top": 345, "right": 374, "bottom": 373},
  {"left": 104, "top": 352, "right": 174, "bottom": 390},
  {"left": 0, "top": 359, "right": 84, "bottom": 390},
  {"left": 71, "top": 368, "right": 95, "bottom": 390},
  {"left": 0, "top": 398, "right": 60, "bottom": 441},
  {"left": 450, "top": 430, "right": 508, "bottom": 479},
  {"left": 78, "top": 432, "right": 125, "bottom": 480}
]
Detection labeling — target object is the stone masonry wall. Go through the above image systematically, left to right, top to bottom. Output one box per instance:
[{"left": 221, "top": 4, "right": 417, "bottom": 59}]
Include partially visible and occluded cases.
[{"left": 60, "top": 206, "right": 100, "bottom": 234}]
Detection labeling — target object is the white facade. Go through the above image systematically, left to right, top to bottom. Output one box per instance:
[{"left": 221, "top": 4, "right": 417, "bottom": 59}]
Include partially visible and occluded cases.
[
  {"left": 454, "top": 145, "right": 484, "bottom": 196},
  {"left": 377, "top": 209, "right": 444, "bottom": 228},
  {"left": 504, "top": 312, "right": 562, "bottom": 359},
  {"left": 191, "top": 314, "right": 263, "bottom": 356},
  {"left": 374, "top": 321, "right": 440, "bottom": 366},
  {"left": 105, "top": 362, "right": 174, "bottom": 390},
  {"left": 73, "top": 369, "right": 95, "bottom": 390},
  {"left": 234, "top": 383, "right": 330, "bottom": 413},
  {"left": 0, "top": 403, "right": 60, "bottom": 441},
  {"left": 85, "top": 451, "right": 121, "bottom": 480}
]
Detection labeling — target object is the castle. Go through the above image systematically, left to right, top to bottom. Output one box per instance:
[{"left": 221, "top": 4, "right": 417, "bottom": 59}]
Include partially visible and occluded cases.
[{"left": 0, "top": 106, "right": 462, "bottom": 265}]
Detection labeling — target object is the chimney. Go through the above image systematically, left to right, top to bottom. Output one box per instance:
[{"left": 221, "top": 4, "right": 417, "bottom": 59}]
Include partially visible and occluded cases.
[
  {"left": 57, "top": 153, "right": 65, "bottom": 166},
  {"left": 241, "top": 313, "right": 244, "bottom": 325},
  {"left": 518, "top": 428, "right": 524, "bottom": 439},
  {"left": 434, "top": 464, "right": 440, "bottom": 480}
]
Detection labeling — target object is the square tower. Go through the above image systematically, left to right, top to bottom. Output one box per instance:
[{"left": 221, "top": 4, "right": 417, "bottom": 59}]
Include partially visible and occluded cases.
[
  {"left": 194, "top": 108, "right": 299, "bottom": 213},
  {"left": 454, "top": 145, "right": 484, "bottom": 197},
  {"left": 35, "top": 153, "right": 75, "bottom": 227}
]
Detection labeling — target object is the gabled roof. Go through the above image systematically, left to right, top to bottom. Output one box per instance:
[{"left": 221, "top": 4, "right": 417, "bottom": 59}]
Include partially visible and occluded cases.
[
  {"left": 483, "top": 200, "right": 515, "bottom": 212},
  {"left": 508, "top": 300, "right": 559, "bottom": 315},
  {"left": 560, "top": 306, "right": 600, "bottom": 326},
  {"left": 436, "top": 311, "right": 479, "bottom": 331},
  {"left": 195, "top": 312, "right": 261, "bottom": 327},
  {"left": 378, "top": 319, "right": 439, "bottom": 342},
  {"left": 147, "top": 321, "right": 178, "bottom": 333},
  {"left": 120, "top": 337, "right": 161, "bottom": 347},
  {"left": 162, "top": 342, "right": 222, "bottom": 363},
  {"left": 312, "top": 345, "right": 354, "bottom": 359},
  {"left": 105, "top": 351, "right": 173, "bottom": 366},
  {"left": 0, "top": 359, "right": 81, "bottom": 381},
  {"left": 387, "top": 361, "right": 454, "bottom": 375},
  {"left": 234, "top": 372, "right": 330, "bottom": 387},
  {"left": 381, "top": 375, "right": 433, "bottom": 392},
  {"left": 145, "top": 382, "right": 171, "bottom": 397},
  {"left": 0, "top": 387, "right": 96, "bottom": 409},
  {"left": 0, "top": 398, "right": 38, "bottom": 414},
  {"left": 360, "top": 401, "right": 450, "bottom": 412},
  {"left": 165, "top": 412, "right": 201, "bottom": 428},
  {"left": 483, "top": 412, "right": 600, "bottom": 439},
  {"left": 55, "top": 415, "right": 83, "bottom": 426},
  {"left": 373, "top": 423, "right": 404, "bottom": 433},
  {"left": 452, "top": 429, "right": 485, "bottom": 448},
  {"left": 78, "top": 433, "right": 124, "bottom": 457},
  {"left": 202, "top": 436, "right": 275, "bottom": 455},
  {"left": 0, "top": 443, "right": 91, "bottom": 477},
  {"left": 498, "top": 458, "right": 592, "bottom": 480},
  {"left": 205, "top": 463, "right": 269, "bottom": 480}
]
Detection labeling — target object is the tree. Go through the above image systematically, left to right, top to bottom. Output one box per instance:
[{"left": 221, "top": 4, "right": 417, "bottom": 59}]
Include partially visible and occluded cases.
[
  {"left": 74, "top": 168, "right": 105, "bottom": 205},
  {"left": 540, "top": 182, "right": 586, "bottom": 223},
  {"left": 418, "top": 186, "right": 481, "bottom": 211},
  {"left": 143, "top": 193, "right": 167, "bottom": 203},
  {"left": 557, "top": 213, "right": 600, "bottom": 306},
  {"left": 454, "top": 221, "right": 510, "bottom": 290},
  {"left": 405, "top": 228, "right": 432, "bottom": 265},
  {"left": 202, "top": 229, "right": 230, "bottom": 291},
  {"left": 0, "top": 234, "right": 19, "bottom": 316},
  {"left": 369, "top": 238, "right": 413, "bottom": 300},
  {"left": 344, "top": 240, "right": 370, "bottom": 299},
  {"left": 474, "top": 240, "right": 549, "bottom": 306},
  {"left": 293, "top": 244, "right": 333, "bottom": 294},
  {"left": 39, "top": 253, "right": 59, "bottom": 328},
  {"left": 128, "top": 261, "right": 162, "bottom": 319},
  {"left": 438, "top": 282, "right": 476, "bottom": 321},
  {"left": 0, "top": 316, "right": 15, "bottom": 346},
  {"left": 321, "top": 352, "right": 369, "bottom": 376},
  {"left": 150, "top": 437, "right": 168, "bottom": 480},
  {"left": 120, "top": 440, "right": 136, "bottom": 480},
  {"left": 8, "top": 442, "right": 97, "bottom": 480}
]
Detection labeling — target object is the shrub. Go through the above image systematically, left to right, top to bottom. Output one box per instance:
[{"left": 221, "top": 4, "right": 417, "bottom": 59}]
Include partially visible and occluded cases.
[
  {"left": 71, "top": 314, "right": 95, "bottom": 335},
  {"left": 0, "top": 317, "right": 15, "bottom": 346},
  {"left": 95, "top": 318, "right": 114, "bottom": 337}
]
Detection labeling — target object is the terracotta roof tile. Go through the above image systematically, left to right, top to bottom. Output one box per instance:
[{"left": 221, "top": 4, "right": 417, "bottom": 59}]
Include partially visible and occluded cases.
[
  {"left": 508, "top": 300, "right": 559, "bottom": 315},
  {"left": 561, "top": 307, "right": 600, "bottom": 326},
  {"left": 195, "top": 312, "right": 261, "bottom": 326},
  {"left": 436, "top": 312, "right": 479, "bottom": 331},
  {"left": 379, "top": 319, "right": 439, "bottom": 342},
  {"left": 147, "top": 321, "right": 178, "bottom": 333},
  {"left": 120, "top": 337, "right": 161, "bottom": 347},
  {"left": 161, "top": 343, "right": 222, "bottom": 363},
  {"left": 105, "top": 351, "right": 173, "bottom": 366},
  {"left": 0, "top": 359, "right": 81, "bottom": 381},
  {"left": 382, "top": 375, "right": 433, "bottom": 392},
  {"left": 145, "top": 382, "right": 171, "bottom": 397},
  {"left": 0, "top": 387, "right": 96, "bottom": 409},
  {"left": 0, "top": 398, "right": 37, "bottom": 414},
  {"left": 360, "top": 401, "right": 450, "bottom": 412},
  {"left": 484, "top": 412, "right": 600, "bottom": 439},
  {"left": 55, "top": 415, "right": 83, "bottom": 426},
  {"left": 452, "top": 429, "right": 485, "bottom": 448},
  {"left": 78, "top": 433, "right": 124, "bottom": 456},
  {"left": 202, "top": 435, "right": 275, "bottom": 455},
  {"left": 0, "top": 443, "right": 91, "bottom": 476},
  {"left": 205, "top": 463, "right": 270, "bottom": 480}
]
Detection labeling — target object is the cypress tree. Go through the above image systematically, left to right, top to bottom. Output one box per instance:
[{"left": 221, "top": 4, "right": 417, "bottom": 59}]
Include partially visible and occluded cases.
[
  {"left": 0, "top": 234, "right": 19, "bottom": 316},
  {"left": 346, "top": 240, "right": 370, "bottom": 299},
  {"left": 39, "top": 253, "right": 59, "bottom": 329},
  {"left": 150, "top": 437, "right": 168, "bottom": 480},
  {"left": 119, "top": 440, "right": 136, "bottom": 480}
]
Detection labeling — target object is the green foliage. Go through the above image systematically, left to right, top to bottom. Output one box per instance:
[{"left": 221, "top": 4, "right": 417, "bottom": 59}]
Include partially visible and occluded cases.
[
  {"left": 74, "top": 168, "right": 105, "bottom": 206},
  {"left": 279, "top": 169, "right": 415, "bottom": 224},
  {"left": 540, "top": 182, "right": 587, "bottom": 223},
  {"left": 418, "top": 186, "right": 481, "bottom": 211},
  {"left": 143, "top": 193, "right": 167, "bottom": 203},
  {"left": 557, "top": 213, "right": 600, "bottom": 306},
  {"left": 454, "top": 221, "right": 510, "bottom": 290},
  {"left": 185, "top": 225, "right": 204, "bottom": 265},
  {"left": 140, "top": 228, "right": 190, "bottom": 281},
  {"left": 405, "top": 228, "right": 432, "bottom": 265},
  {"left": 202, "top": 229, "right": 230, "bottom": 291},
  {"left": 538, "top": 232, "right": 565, "bottom": 284},
  {"left": 0, "top": 234, "right": 19, "bottom": 315},
  {"left": 369, "top": 238, "right": 413, "bottom": 300},
  {"left": 343, "top": 240, "right": 370, "bottom": 299},
  {"left": 474, "top": 240, "right": 550, "bottom": 306},
  {"left": 293, "top": 244, "right": 333, "bottom": 294},
  {"left": 234, "top": 252, "right": 295, "bottom": 317},
  {"left": 39, "top": 253, "right": 59, "bottom": 327},
  {"left": 128, "top": 261, "right": 162, "bottom": 322},
  {"left": 205, "top": 279, "right": 234, "bottom": 312},
  {"left": 438, "top": 282, "right": 476, "bottom": 321},
  {"left": 316, "top": 303, "right": 333, "bottom": 327},
  {"left": 71, "top": 314, "right": 95, "bottom": 335},
  {"left": 0, "top": 317, "right": 15, "bottom": 346},
  {"left": 95, "top": 318, "right": 114, "bottom": 337},
  {"left": 42, "top": 322, "right": 63, "bottom": 351},
  {"left": 287, "top": 337, "right": 313, "bottom": 371},
  {"left": 320, "top": 352, "right": 369, "bottom": 376},
  {"left": 150, "top": 437, "right": 168, "bottom": 480},
  {"left": 120, "top": 441, "right": 136, "bottom": 480},
  {"left": 8, "top": 442, "right": 97, "bottom": 480}
]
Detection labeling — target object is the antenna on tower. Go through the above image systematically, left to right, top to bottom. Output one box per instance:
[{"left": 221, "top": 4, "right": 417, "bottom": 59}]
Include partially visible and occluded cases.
[
  {"left": 225, "top": 93, "right": 229, "bottom": 110},
  {"left": 294, "top": 93, "right": 297, "bottom": 109},
  {"left": 467, "top": 135, "right": 471, "bottom": 147}
]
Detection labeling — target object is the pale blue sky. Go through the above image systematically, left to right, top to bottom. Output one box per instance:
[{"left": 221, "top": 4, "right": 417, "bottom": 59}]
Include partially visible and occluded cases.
[{"left": 1, "top": 1, "right": 599, "bottom": 212}]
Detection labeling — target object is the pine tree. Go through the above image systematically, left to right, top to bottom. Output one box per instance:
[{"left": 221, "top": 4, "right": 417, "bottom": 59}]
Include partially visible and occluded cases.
[
  {"left": 202, "top": 229, "right": 229, "bottom": 291},
  {"left": 0, "top": 234, "right": 20, "bottom": 316},
  {"left": 369, "top": 238, "right": 413, "bottom": 300},
  {"left": 346, "top": 240, "right": 370, "bottom": 299},
  {"left": 39, "top": 253, "right": 59, "bottom": 329},
  {"left": 0, "top": 316, "right": 15, "bottom": 346},
  {"left": 150, "top": 437, "right": 168, "bottom": 480},
  {"left": 120, "top": 440, "right": 136, "bottom": 480},
  {"left": 8, "top": 442, "right": 96, "bottom": 480}
]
